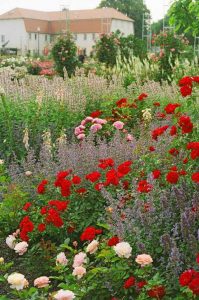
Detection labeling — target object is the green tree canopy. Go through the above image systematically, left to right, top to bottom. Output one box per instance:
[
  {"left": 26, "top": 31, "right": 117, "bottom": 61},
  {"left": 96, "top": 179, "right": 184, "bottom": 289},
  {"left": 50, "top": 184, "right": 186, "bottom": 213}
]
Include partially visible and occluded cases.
[
  {"left": 98, "top": 0, "right": 150, "bottom": 38},
  {"left": 169, "top": 0, "right": 199, "bottom": 36}
]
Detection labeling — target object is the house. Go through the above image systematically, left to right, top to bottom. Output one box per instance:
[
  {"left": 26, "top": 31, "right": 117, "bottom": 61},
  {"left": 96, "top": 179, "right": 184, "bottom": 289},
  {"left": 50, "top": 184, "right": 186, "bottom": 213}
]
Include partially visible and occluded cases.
[{"left": 0, "top": 7, "right": 134, "bottom": 55}]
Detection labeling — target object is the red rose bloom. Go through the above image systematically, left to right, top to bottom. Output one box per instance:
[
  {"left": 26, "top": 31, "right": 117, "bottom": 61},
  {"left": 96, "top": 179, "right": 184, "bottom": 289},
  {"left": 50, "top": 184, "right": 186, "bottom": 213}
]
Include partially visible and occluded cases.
[
  {"left": 179, "top": 76, "right": 192, "bottom": 87},
  {"left": 192, "top": 76, "right": 199, "bottom": 83},
  {"left": 180, "top": 85, "right": 192, "bottom": 97},
  {"left": 138, "top": 93, "right": 148, "bottom": 101},
  {"left": 116, "top": 98, "right": 128, "bottom": 108},
  {"left": 153, "top": 102, "right": 160, "bottom": 106},
  {"left": 164, "top": 103, "right": 180, "bottom": 114},
  {"left": 90, "top": 110, "right": 102, "bottom": 118},
  {"left": 152, "top": 125, "right": 169, "bottom": 140},
  {"left": 170, "top": 125, "right": 177, "bottom": 136},
  {"left": 187, "top": 142, "right": 199, "bottom": 160},
  {"left": 149, "top": 146, "right": 155, "bottom": 152},
  {"left": 169, "top": 148, "right": 179, "bottom": 156},
  {"left": 183, "top": 157, "right": 188, "bottom": 164},
  {"left": 98, "top": 158, "right": 114, "bottom": 169},
  {"left": 117, "top": 161, "right": 132, "bottom": 177},
  {"left": 105, "top": 169, "right": 119, "bottom": 186},
  {"left": 152, "top": 169, "right": 161, "bottom": 179},
  {"left": 86, "top": 171, "right": 101, "bottom": 183},
  {"left": 166, "top": 171, "right": 179, "bottom": 184},
  {"left": 192, "top": 172, "right": 199, "bottom": 183},
  {"left": 72, "top": 176, "right": 81, "bottom": 185},
  {"left": 37, "top": 179, "right": 48, "bottom": 194},
  {"left": 59, "top": 179, "right": 72, "bottom": 197},
  {"left": 137, "top": 180, "right": 153, "bottom": 193},
  {"left": 76, "top": 188, "right": 87, "bottom": 194},
  {"left": 48, "top": 200, "right": 69, "bottom": 211},
  {"left": 23, "top": 202, "right": 32, "bottom": 211},
  {"left": 41, "top": 206, "right": 48, "bottom": 215},
  {"left": 45, "top": 208, "right": 64, "bottom": 228},
  {"left": 19, "top": 216, "right": 34, "bottom": 241},
  {"left": 38, "top": 223, "right": 46, "bottom": 232},
  {"left": 80, "top": 226, "right": 96, "bottom": 241},
  {"left": 107, "top": 236, "right": 119, "bottom": 246},
  {"left": 179, "top": 270, "right": 195, "bottom": 286},
  {"left": 123, "top": 276, "right": 136, "bottom": 289},
  {"left": 189, "top": 278, "right": 199, "bottom": 295},
  {"left": 136, "top": 280, "right": 148, "bottom": 290},
  {"left": 147, "top": 286, "right": 166, "bottom": 298}
]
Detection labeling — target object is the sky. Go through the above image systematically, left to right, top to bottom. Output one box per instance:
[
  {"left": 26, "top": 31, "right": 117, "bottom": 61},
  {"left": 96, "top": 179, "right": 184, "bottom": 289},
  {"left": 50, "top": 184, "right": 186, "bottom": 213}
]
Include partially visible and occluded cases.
[{"left": 0, "top": 0, "right": 172, "bottom": 22}]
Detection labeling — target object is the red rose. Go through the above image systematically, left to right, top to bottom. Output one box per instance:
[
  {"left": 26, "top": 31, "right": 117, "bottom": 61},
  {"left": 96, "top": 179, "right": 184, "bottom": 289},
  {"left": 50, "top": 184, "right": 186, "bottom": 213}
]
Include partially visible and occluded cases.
[
  {"left": 179, "top": 76, "right": 192, "bottom": 87},
  {"left": 192, "top": 76, "right": 199, "bottom": 83},
  {"left": 180, "top": 85, "right": 192, "bottom": 97},
  {"left": 138, "top": 93, "right": 148, "bottom": 101},
  {"left": 116, "top": 98, "right": 128, "bottom": 108},
  {"left": 153, "top": 102, "right": 160, "bottom": 106},
  {"left": 164, "top": 103, "right": 180, "bottom": 114},
  {"left": 90, "top": 110, "right": 102, "bottom": 118},
  {"left": 152, "top": 125, "right": 169, "bottom": 140},
  {"left": 170, "top": 125, "right": 177, "bottom": 136},
  {"left": 149, "top": 146, "right": 155, "bottom": 152},
  {"left": 169, "top": 148, "right": 179, "bottom": 156},
  {"left": 183, "top": 157, "right": 188, "bottom": 164},
  {"left": 98, "top": 158, "right": 114, "bottom": 169},
  {"left": 117, "top": 161, "right": 132, "bottom": 177},
  {"left": 105, "top": 169, "right": 119, "bottom": 186},
  {"left": 152, "top": 169, "right": 161, "bottom": 179},
  {"left": 86, "top": 171, "right": 101, "bottom": 183},
  {"left": 166, "top": 171, "right": 179, "bottom": 184},
  {"left": 192, "top": 172, "right": 199, "bottom": 183},
  {"left": 72, "top": 176, "right": 81, "bottom": 185},
  {"left": 37, "top": 179, "right": 48, "bottom": 194},
  {"left": 137, "top": 180, "right": 153, "bottom": 193},
  {"left": 76, "top": 188, "right": 87, "bottom": 194},
  {"left": 48, "top": 200, "right": 69, "bottom": 211},
  {"left": 23, "top": 202, "right": 32, "bottom": 211},
  {"left": 45, "top": 208, "right": 63, "bottom": 228},
  {"left": 38, "top": 223, "right": 46, "bottom": 232},
  {"left": 80, "top": 226, "right": 96, "bottom": 241},
  {"left": 107, "top": 236, "right": 119, "bottom": 246},
  {"left": 179, "top": 270, "right": 194, "bottom": 286},
  {"left": 123, "top": 276, "right": 135, "bottom": 289},
  {"left": 188, "top": 278, "right": 199, "bottom": 295},
  {"left": 136, "top": 280, "right": 148, "bottom": 290},
  {"left": 147, "top": 286, "right": 166, "bottom": 298}
]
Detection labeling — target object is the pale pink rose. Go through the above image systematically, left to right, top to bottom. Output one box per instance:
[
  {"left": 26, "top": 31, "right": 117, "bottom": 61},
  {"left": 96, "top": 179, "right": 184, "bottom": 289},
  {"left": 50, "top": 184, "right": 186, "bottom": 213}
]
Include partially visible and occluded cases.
[
  {"left": 170, "top": 48, "right": 175, "bottom": 52},
  {"left": 85, "top": 116, "right": 93, "bottom": 123},
  {"left": 92, "top": 118, "right": 107, "bottom": 125},
  {"left": 81, "top": 120, "right": 86, "bottom": 126},
  {"left": 113, "top": 121, "right": 124, "bottom": 130},
  {"left": 90, "top": 123, "right": 102, "bottom": 133},
  {"left": 79, "top": 125, "right": 85, "bottom": 130},
  {"left": 74, "top": 127, "right": 83, "bottom": 136},
  {"left": 123, "top": 129, "right": 128, "bottom": 133},
  {"left": 77, "top": 133, "right": 85, "bottom": 140},
  {"left": 126, "top": 134, "right": 133, "bottom": 142},
  {"left": 13, "top": 229, "right": 20, "bottom": 237},
  {"left": 6, "top": 235, "right": 16, "bottom": 249},
  {"left": 86, "top": 240, "right": 99, "bottom": 254},
  {"left": 14, "top": 242, "right": 28, "bottom": 255},
  {"left": 113, "top": 242, "right": 132, "bottom": 258},
  {"left": 56, "top": 252, "right": 68, "bottom": 266},
  {"left": 72, "top": 252, "right": 87, "bottom": 268},
  {"left": 135, "top": 254, "right": 153, "bottom": 266},
  {"left": 72, "top": 266, "right": 86, "bottom": 279},
  {"left": 34, "top": 276, "right": 50, "bottom": 288},
  {"left": 54, "top": 289, "right": 75, "bottom": 300}
]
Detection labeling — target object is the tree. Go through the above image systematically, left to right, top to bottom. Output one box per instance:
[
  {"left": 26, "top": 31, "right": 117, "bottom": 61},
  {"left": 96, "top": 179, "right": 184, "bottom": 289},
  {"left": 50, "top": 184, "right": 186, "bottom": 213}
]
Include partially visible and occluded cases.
[
  {"left": 98, "top": 0, "right": 150, "bottom": 38},
  {"left": 168, "top": 0, "right": 199, "bottom": 37}
]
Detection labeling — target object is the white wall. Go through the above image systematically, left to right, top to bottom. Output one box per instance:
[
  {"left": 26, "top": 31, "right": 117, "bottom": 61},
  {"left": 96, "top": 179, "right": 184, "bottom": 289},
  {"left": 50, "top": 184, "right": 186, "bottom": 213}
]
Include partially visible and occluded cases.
[
  {"left": 0, "top": 19, "right": 27, "bottom": 54},
  {"left": 111, "top": 19, "right": 134, "bottom": 36},
  {"left": 27, "top": 32, "right": 50, "bottom": 55},
  {"left": 75, "top": 33, "right": 98, "bottom": 55}
]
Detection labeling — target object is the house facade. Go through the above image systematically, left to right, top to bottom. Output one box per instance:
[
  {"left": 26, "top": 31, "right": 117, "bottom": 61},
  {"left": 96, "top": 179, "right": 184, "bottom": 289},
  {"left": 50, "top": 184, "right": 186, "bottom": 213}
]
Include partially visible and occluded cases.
[{"left": 0, "top": 7, "right": 134, "bottom": 55}]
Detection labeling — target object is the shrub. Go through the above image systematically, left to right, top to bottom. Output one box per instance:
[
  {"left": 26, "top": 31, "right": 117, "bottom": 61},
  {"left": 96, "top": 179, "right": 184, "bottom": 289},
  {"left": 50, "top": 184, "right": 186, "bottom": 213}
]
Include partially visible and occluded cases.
[{"left": 51, "top": 33, "right": 79, "bottom": 77}]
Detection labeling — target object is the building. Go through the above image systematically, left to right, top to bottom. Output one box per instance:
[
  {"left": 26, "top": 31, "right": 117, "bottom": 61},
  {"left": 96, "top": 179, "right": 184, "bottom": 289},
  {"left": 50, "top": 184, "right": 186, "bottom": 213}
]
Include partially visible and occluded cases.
[{"left": 0, "top": 7, "right": 134, "bottom": 55}]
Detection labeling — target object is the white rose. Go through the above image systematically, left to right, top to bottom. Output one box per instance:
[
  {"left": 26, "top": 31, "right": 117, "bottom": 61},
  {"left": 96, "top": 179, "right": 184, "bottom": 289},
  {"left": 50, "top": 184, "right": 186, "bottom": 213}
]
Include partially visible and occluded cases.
[
  {"left": 6, "top": 235, "right": 16, "bottom": 249},
  {"left": 86, "top": 240, "right": 99, "bottom": 254},
  {"left": 14, "top": 241, "right": 28, "bottom": 255},
  {"left": 113, "top": 242, "right": 132, "bottom": 258},
  {"left": 7, "top": 273, "right": 27, "bottom": 290},
  {"left": 54, "top": 289, "right": 75, "bottom": 300}
]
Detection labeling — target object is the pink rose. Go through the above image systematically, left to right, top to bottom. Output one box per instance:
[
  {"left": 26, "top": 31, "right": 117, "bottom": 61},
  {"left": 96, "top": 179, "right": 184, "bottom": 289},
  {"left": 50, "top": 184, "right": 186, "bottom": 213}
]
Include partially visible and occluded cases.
[
  {"left": 85, "top": 116, "right": 93, "bottom": 123},
  {"left": 92, "top": 118, "right": 107, "bottom": 125},
  {"left": 81, "top": 120, "right": 86, "bottom": 126},
  {"left": 113, "top": 121, "right": 124, "bottom": 130},
  {"left": 90, "top": 124, "right": 102, "bottom": 133},
  {"left": 74, "top": 127, "right": 83, "bottom": 136},
  {"left": 77, "top": 133, "right": 85, "bottom": 140},
  {"left": 126, "top": 134, "right": 133, "bottom": 142},
  {"left": 86, "top": 240, "right": 99, "bottom": 254},
  {"left": 14, "top": 242, "right": 28, "bottom": 255},
  {"left": 56, "top": 252, "right": 68, "bottom": 266},
  {"left": 72, "top": 252, "right": 87, "bottom": 268},
  {"left": 135, "top": 254, "right": 153, "bottom": 266},
  {"left": 72, "top": 266, "right": 86, "bottom": 279},
  {"left": 34, "top": 276, "right": 50, "bottom": 288},
  {"left": 54, "top": 289, "right": 75, "bottom": 300}
]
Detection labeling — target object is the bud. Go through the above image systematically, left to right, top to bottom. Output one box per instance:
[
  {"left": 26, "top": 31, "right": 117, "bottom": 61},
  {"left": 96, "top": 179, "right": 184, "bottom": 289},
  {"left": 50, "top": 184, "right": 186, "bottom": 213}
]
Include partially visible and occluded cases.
[
  {"left": 0, "top": 159, "right": 4, "bottom": 165},
  {"left": 25, "top": 171, "right": 32, "bottom": 177},
  {"left": 73, "top": 241, "right": 78, "bottom": 248},
  {"left": 0, "top": 257, "right": 4, "bottom": 264}
]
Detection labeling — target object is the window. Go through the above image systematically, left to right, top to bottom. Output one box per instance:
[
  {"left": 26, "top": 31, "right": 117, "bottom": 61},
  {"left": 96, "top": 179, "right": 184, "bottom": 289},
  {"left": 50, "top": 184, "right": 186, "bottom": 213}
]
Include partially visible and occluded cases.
[
  {"left": 29, "top": 33, "right": 31, "bottom": 40},
  {"left": 84, "top": 33, "right": 87, "bottom": 40},
  {"left": 92, "top": 33, "right": 95, "bottom": 40},
  {"left": 35, "top": 34, "right": 37, "bottom": 40},
  {"left": 45, "top": 34, "right": 48, "bottom": 41},
  {"left": 73, "top": 34, "right": 77, "bottom": 41},
  {"left": 1, "top": 35, "right": 5, "bottom": 43}
]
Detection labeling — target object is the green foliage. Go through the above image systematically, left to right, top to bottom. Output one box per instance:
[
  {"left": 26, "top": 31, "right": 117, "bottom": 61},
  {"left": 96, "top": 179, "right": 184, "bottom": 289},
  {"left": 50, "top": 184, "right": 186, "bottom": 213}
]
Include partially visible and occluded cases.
[
  {"left": 98, "top": 0, "right": 150, "bottom": 38},
  {"left": 169, "top": 0, "right": 199, "bottom": 36},
  {"left": 95, "top": 31, "right": 147, "bottom": 67},
  {"left": 51, "top": 33, "right": 79, "bottom": 77}
]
